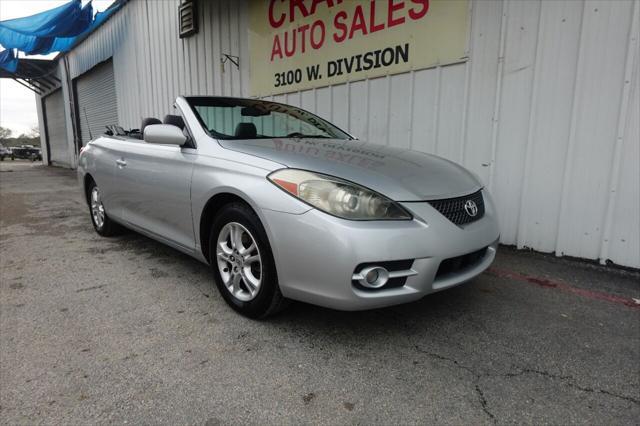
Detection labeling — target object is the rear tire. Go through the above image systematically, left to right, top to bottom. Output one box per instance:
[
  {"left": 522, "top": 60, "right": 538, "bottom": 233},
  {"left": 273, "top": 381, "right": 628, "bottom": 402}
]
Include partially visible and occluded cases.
[
  {"left": 87, "top": 180, "right": 120, "bottom": 237},
  {"left": 209, "top": 202, "right": 289, "bottom": 319}
]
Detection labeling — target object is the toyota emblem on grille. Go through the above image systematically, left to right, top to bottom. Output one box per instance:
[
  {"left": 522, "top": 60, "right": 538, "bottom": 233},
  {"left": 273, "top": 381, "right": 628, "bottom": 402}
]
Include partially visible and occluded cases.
[{"left": 464, "top": 200, "right": 478, "bottom": 217}]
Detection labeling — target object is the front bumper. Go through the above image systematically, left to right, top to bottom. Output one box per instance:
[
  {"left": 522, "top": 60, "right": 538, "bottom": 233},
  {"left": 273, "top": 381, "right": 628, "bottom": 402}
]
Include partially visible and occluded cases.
[{"left": 261, "top": 189, "right": 500, "bottom": 311}]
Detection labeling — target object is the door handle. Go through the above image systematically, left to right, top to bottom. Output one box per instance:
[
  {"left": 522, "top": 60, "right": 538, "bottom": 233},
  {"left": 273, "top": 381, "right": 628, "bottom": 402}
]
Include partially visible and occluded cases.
[{"left": 116, "top": 159, "right": 127, "bottom": 167}]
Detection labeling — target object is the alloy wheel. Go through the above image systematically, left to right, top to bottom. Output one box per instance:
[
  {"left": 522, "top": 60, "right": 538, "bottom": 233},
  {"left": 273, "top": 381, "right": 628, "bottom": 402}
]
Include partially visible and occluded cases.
[
  {"left": 90, "top": 186, "right": 105, "bottom": 229},
  {"left": 216, "top": 222, "right": 262, "bottom": 302}
]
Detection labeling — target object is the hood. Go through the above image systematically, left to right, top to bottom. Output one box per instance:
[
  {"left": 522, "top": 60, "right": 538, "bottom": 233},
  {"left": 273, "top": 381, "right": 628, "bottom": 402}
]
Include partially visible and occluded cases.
[{"left": 219, "top": 138, "right": 481, "bottom": 201}]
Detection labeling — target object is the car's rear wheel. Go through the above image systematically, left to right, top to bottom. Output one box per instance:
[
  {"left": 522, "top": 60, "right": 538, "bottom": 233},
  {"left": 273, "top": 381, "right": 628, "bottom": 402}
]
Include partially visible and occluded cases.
[
  {"left": 87, "top": 180, "right": 120, "bottom": 237},
  {"left": 209, "top": 202, "right": 288, "bottom": 318}
]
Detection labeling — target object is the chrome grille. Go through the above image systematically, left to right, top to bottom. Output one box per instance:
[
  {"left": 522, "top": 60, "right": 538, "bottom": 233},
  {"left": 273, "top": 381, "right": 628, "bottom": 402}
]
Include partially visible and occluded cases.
[{"left": 428, "top": 190, "right": 485, "bottom": 225}]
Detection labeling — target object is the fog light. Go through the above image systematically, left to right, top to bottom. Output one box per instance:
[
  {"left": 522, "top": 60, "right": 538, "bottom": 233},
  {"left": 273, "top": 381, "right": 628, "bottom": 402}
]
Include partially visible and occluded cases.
[
  {"left": 356, "top": 266, "right": 389, "bottom": 289},
  {"left": 365, "top": 269, "right": 379, "bottom": 284}
]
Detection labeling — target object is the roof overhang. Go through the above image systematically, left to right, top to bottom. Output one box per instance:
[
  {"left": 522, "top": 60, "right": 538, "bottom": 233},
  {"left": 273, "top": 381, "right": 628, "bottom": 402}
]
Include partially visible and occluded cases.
[{"left": 0, "top": 58, "right": 60, "bottom": 95}]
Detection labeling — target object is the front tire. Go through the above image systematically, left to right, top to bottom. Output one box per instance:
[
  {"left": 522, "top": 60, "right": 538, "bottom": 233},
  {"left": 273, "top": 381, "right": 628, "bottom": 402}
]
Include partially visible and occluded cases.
[
  {"left": 87, "top": 180, "right": 120, "bottom": 237},
  {"left": 209, "top": 202, "right": 288, "bottom": 318}
]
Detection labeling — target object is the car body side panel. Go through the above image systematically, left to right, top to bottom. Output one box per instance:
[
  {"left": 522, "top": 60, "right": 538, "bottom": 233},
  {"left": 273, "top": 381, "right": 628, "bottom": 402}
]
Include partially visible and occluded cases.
[
  {"left": 78, "top": 137, "right": 121, "bottom": 220},
  {"left": 113, "top": 140, "right": 197, "bottom": 251},
  {"left": 190, "top": 154, "right": 312, "bottom": 259}
]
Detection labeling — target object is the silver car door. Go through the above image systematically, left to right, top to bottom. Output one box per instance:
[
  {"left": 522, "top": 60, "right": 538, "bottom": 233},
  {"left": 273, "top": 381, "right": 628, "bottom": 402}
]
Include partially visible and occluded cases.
[
  {"left": 89, "top": 138, "right": 123, "bottom": 222},
  {"left": 115, "top": 139, "right": 196, "bottom": 251}
]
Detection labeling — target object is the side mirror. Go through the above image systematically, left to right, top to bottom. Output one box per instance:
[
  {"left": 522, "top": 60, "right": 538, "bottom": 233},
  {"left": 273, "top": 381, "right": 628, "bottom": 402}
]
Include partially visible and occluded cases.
[{"left": 143, "top": 124, "right": 187, "bottom": 145}]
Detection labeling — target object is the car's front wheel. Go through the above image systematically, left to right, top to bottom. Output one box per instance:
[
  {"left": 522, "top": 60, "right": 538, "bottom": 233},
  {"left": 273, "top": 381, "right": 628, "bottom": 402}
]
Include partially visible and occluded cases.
[
  {"left": 87, "top": 180, "right": 120, "bottom": 237},
  {"left": 209, "top": 202, "right": 288, "bottom": 318}
]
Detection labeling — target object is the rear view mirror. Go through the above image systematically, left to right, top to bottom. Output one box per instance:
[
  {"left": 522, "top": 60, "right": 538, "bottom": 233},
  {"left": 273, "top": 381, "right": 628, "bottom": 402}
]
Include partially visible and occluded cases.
[
  {"left": 241, "top": 106, "right": 270, "bottom": 117},
  {"left": 143, "top": 124, "right": 186, "bottom": 146}
]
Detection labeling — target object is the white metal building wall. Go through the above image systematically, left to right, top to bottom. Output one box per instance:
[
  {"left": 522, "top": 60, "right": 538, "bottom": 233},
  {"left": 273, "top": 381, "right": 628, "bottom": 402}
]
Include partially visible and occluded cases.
[{"left": 56, "top": 0, "right": 639, "bottom": 268}]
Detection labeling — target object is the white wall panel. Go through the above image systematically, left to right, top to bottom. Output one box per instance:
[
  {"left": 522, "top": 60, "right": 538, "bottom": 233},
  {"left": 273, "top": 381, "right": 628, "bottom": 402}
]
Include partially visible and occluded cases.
[
  {"left": 46, "top": 0, "right": 639, "bottom": 267},
  {"left": 462, "top": 0, "right": 503, "bottom": 183},
  {"left": 492, "top": 0, "right": 541, "bottom": 244},
  {"left": 517, "top": 0, "right": 584, "bottom": 253},
  {"left": 556, "top": 0, "right": 636, "bottom": 260},
  {"left": 601, "top": 0, "right": 640, "bottom": 267},
  {"left": 607, "top": 52, "right": 639, "bottom": 267},
  {"left": 434, "top": 64, "right": 466, "bottom": 163},
  {"left": 410, "top": 68, "right": 439, "bottom": 154},
  {"left": 388, "top": 73, "right": 413, "bottom": 149},
  {"left": 367, "top": 76, "right": 390, "bottom": 146},
  {"left": 348, "top": 80, "right": 369, "bottom": 140},
  {"left": 330, "top": 84, "right": 349, "bottom": 131},
  {"left": 314, "top": 86, "right": 332, "bottom": 124},
  {"left": 300, "top": 89, "right": 316, "bottom": 114},
  {"left": 284, "top": 91, "right": 301, "bottom": 108}
]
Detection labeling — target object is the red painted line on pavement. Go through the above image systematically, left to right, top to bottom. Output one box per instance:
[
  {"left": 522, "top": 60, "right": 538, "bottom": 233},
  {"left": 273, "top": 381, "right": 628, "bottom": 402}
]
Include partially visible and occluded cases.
[{"left": 487, "top": 267, "right": 640, "bottom": 309}]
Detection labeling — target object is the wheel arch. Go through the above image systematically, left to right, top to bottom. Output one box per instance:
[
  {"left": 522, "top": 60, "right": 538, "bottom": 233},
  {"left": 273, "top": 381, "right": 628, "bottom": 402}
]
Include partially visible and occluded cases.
[
  {"left": 83, "top": 173, "right": 96, "bottom": 206},
  {"left": 199, "top": 192, "right": 259, "bottom": 263}
]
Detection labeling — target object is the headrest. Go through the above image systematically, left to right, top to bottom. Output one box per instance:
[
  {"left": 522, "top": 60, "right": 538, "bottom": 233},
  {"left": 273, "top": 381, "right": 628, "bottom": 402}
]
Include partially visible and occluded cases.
[
  {"left": 163, "top": 114, "right": 185, "bottom": 130},
  {"left": 141, "top": 117, "right": 162, "bottom": 133},
  {"left": 234, "top": 122, "right": 257, "bottom": 139}
]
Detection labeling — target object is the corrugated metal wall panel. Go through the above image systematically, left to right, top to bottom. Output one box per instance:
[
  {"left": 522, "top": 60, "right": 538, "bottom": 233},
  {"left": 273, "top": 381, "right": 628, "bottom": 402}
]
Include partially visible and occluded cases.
[
  {"left": 51, "top": 0, "right": 639, "bottom": 267},
  {"left": 462, "top": 0, "right": 503, "bottom": 184},
  {"left": 491, "top": 0, "right": 541, "bottom": 245},
  {"left": 517, "top": 0, "right": 584, "bottom": 253},
  {"left": 555, "top": 0, "right": 636, "bottom": 260},
  {"left": 600, "top": 0, "right": 640, "bottom": 267},
  {"left": 606, "top": 50, "right": 639, "bottom": 266},
  {"left": 74, "top": 59, "right": 118, "bottom": 146},
  {"left": 435, "top": 64, "right": 466, "bottom": 163},
  {"left": 410, "top": 68, "right": 440, "bottom": 154},
  {"left": 388, "top": 73, "right": 412, "bottom": 149},
  {"left": 347, "top": 80, "right": 368, "bottom": 140}
]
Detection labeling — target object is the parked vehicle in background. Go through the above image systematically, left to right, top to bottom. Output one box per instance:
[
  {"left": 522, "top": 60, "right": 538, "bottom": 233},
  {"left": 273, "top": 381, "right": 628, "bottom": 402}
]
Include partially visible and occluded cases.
[
  {"left": 78, "top": 96, "right": 500, "bottom": 318},
  {"left": 0, "top": 144, "right": 13, "bottom": 161},
  {"left": 11, "top": 145, "right": 42, "bottom": 161}
]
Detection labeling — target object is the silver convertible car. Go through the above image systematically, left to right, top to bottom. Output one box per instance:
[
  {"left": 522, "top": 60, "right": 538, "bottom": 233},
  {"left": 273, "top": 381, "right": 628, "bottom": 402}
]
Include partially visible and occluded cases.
[{"left": 78, "top": 96, "right": 500, "bottom": 318}]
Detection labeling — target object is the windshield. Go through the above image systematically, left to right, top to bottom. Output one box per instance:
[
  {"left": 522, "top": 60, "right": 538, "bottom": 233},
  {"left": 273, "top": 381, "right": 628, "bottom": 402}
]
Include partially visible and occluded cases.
[{"left": 186, "top": 97, "right": 351, "bottom": 140}]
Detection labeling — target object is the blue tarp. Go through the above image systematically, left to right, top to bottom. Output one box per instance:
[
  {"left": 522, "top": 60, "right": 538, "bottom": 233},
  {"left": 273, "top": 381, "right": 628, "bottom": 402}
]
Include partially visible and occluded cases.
[
  {"left": 0, "top": 0, "right": 122, "bottom": 56},
  {"left": 0, "top": 0, "right": 92, "bottom": 55},
  {"left": 49, "top": 5, "right": 121, "bottom": 53},
  {"left": 0, "top": 48, "right": 18, "bottom": 72}
]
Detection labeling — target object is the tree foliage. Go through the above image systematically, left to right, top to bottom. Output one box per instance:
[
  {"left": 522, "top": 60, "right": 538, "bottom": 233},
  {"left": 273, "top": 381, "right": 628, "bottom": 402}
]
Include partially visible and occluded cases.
[
  {"left": 0, "top": 125, "right": 40, "bottom": 147},
  {"left": 29, "top": 125, "right": 40, "bottom": 138},
  {"left": 0, "top": 126, "right": 12, "bottom": 140}
]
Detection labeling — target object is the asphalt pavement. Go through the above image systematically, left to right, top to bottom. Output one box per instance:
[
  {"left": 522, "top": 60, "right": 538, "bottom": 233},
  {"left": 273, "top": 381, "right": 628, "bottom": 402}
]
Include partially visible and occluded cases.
[{"left": 1, "top": 162, "right": 638, "bottom": 425}]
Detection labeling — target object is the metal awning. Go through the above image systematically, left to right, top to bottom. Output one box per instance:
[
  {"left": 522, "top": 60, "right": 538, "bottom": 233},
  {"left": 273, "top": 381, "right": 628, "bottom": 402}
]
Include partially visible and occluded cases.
[{"left": 0, "top": 58, "right": 60, "bottom": 95}]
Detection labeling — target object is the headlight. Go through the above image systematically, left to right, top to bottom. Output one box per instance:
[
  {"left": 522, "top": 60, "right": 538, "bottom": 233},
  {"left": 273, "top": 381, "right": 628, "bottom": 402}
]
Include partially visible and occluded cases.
[{"left": 268, "top": 169, "right": 412, "bottom": 220}]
